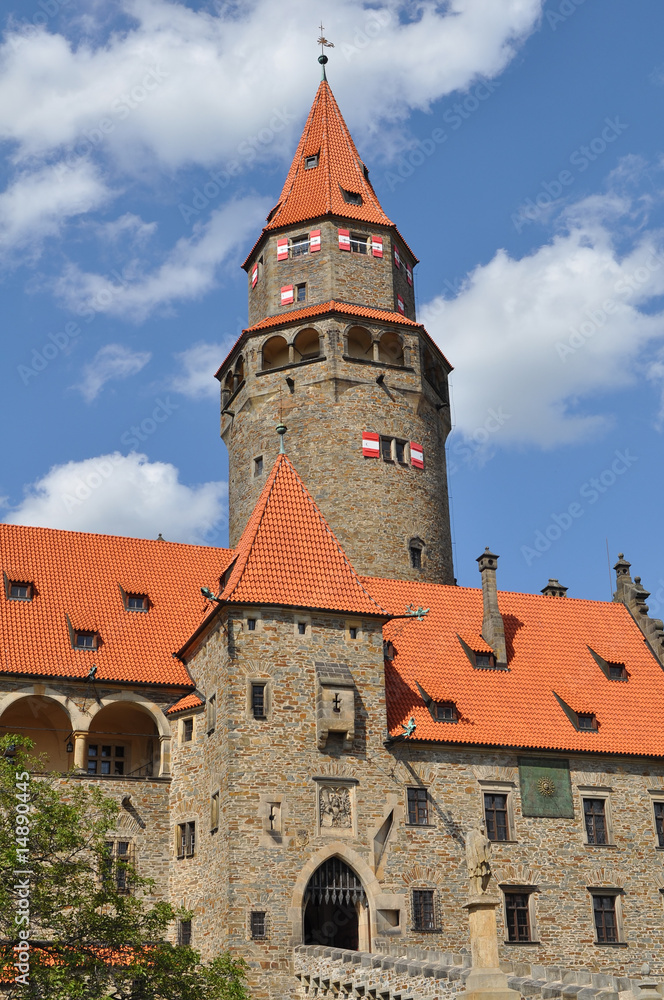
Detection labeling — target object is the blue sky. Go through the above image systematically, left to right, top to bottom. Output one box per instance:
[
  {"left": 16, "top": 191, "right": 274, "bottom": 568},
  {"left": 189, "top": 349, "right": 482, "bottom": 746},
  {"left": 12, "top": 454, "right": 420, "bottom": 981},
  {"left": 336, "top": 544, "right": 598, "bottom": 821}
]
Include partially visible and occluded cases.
[{"left": 0, "top": 0, "right": 662, "bottom": 606}]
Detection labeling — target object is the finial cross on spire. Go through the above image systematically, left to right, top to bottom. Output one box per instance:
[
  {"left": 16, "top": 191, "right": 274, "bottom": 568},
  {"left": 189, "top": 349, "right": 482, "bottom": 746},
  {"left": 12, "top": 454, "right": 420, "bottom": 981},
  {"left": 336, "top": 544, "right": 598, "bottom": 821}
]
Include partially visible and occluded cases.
[{"left": 317, "top": 23, "right": 334, "bottom": 54}]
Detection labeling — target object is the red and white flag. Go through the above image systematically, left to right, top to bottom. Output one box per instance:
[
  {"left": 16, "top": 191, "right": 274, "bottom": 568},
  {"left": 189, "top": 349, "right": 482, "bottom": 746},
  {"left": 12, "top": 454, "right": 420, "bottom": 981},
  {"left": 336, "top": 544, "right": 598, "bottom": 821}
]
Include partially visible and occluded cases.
[
  {"left": 310, "top": 229, "right": 321, "bottom": 252},
  {"left": 372, "top": 236, "right": 383, "bottom": 257},
  {"left": 277, "top": 238, "right": 288, "bottom": 261},
  {"left": 280, "top": 285, "right": 294, "bottom": 305},
  {"left": 362, "top": 431, "right": 380, "bottom": 457},
  {"left": 410, "top": 442, "right": 424, "bottom": 469}
]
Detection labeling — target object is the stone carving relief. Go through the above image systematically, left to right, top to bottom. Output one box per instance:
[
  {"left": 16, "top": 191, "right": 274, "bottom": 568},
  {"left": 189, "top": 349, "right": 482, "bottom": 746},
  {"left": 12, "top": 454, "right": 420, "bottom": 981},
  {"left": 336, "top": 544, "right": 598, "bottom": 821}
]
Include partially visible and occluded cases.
[{"left": 319, "top": 785, "right": 352, "bottom": 829}]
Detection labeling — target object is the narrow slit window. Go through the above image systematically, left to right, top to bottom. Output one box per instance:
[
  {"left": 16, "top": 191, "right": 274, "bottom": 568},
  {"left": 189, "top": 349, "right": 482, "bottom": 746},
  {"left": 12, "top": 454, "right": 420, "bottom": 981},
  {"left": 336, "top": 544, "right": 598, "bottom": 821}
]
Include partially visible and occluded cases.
[
  {"left": 296, "top": 282, "right": 306, "bottom": 303},
  {"left": 254, "top": 456, "right": 263, "bottom": 477},
  {"left": 409, "top": 545, "right": 422, "bottom": 569},
  {"left": 252, "top": 684, "right": 266, "bottom": 719},
  {"left": 182, "top": 718, "right": 193, "bottom": 743}
]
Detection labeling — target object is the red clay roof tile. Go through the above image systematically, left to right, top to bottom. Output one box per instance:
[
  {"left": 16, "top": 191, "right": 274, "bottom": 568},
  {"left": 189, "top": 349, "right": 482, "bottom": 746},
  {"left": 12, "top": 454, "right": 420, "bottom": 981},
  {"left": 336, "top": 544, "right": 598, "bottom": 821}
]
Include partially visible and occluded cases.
[
  {"left": 219, "top": 454, "right": 388, "bottom": 616},
  {"left": 0, "top": 524, "right": 233, "bottom": 687},
  {"left": 364, "top": 576, "right": 664, "bottom": 758}
]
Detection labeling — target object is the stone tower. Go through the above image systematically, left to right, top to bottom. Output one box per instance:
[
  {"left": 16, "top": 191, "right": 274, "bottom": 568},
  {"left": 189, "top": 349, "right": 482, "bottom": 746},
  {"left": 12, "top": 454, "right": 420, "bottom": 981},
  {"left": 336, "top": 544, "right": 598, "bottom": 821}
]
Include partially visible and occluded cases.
[{"left": 216, "top": 69, "right": 454, "bottom": 584}]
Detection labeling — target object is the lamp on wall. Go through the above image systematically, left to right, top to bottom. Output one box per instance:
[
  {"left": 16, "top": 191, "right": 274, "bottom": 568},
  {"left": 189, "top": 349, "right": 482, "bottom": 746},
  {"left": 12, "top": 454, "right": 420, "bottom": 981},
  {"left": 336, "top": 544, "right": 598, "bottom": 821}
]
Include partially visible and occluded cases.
[{"left": 65, "top": 733, "right": 74, "bottom": 754}]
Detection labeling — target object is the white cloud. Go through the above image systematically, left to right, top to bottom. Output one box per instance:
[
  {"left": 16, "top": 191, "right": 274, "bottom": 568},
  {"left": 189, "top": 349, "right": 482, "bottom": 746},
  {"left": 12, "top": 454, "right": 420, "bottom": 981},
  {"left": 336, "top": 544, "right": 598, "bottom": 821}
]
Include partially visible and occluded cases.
[
  {"left": 0, "top": 0, "right": 543, "bottom": 171},
  {"left": 0, "top": 159, "right": 109, "bottom": 256},
  {"left": 422, "top": 195, "right": 664, "bottom": 449},
  {"left": 53, "top": 196, "right": 269, "bottom": 322},
  {"left": 97, "top": 212, "right": 157, "bottom": 245},
  {"left": 170, "top": 341, "right": 232, "bottom": 400},
  {"left": 77, "top": 344, "right": 152, "bottom": 403},
  {"left": 3, "top": 452, "right": 227, "bottom": 544}
]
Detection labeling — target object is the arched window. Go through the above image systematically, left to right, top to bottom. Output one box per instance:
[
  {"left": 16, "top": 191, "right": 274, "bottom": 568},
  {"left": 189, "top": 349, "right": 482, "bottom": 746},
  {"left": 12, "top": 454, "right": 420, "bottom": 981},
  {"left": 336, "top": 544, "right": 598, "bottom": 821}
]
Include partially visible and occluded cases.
[
  {"left": 346, "top": 326, "right": 372, "bottom": 360},
  {"left": 294, "top": 327, "right": 320, "bottom": 361},
  {"left": 378, "top": 332, "right": 404, "bottom": 366},
  {"left": 262, "top": 336, "right": 289, "bottom": 370},
  {"left": 234, "top": 355, "right": 245, "bottom": 383},
  {"left": 409, "top": 537, "right": 425, "bottom": 569}
]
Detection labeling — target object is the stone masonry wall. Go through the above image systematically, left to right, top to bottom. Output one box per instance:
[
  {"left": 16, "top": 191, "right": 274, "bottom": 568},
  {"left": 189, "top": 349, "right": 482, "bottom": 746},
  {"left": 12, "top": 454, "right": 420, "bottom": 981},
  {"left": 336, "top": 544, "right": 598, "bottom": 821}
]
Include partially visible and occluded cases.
[
  {"left": 246, "top": 220, "right": 417, "bottom": 328},
  {"left": 221, "top": 318, "right": 453, "bottom": 584},
  {"left": 176, "top": 614, "right": 664, "bottom": 998}
]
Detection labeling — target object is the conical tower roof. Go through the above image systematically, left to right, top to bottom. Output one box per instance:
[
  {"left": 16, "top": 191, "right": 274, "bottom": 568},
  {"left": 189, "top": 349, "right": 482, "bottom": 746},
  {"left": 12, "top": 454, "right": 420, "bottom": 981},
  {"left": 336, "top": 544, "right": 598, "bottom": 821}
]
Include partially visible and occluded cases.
[
  {"left": 265, "top": 78, "right": 393, "bottom": 230},
  {"left": 218, "top": 452, "right": 389, "bottom": 616}
]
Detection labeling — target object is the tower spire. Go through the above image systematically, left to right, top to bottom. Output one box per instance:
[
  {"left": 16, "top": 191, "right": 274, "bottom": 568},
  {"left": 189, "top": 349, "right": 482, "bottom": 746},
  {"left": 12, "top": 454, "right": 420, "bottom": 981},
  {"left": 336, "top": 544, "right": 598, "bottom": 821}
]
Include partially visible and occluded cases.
[{"left": 317, "top": 23, "right": 334, "bottom": 80}]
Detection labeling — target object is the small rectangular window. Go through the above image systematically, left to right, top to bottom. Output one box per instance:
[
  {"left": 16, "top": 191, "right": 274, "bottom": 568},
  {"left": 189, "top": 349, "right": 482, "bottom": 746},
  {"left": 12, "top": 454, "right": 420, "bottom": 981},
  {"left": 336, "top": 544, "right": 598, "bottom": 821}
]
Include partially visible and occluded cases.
[
  {"left": 304, "top": 154, "right": 319, "bottom": 170},
  {"left": 349, "top": 231, "right": 368, "bottom": 252},
  {"left": 291, "top": 235, "right": 309, "bottom": 257},
  {"left": 296, "top": 282, "right": 306, "bottom": 302},
  {"left": 380, "top": 436, "right": 393, "bottom": 461},
  {"left": 395, "top": 440, "right": 406, "bottom": 463},
  {"left": 254, "top": 456, "right": 263, "bottom": 477},
  {"left": 409, "top": 545, "right": 422, "bottom": 569},
  {"left": 9, "top": 582, "right": 32, "bottom": 600},
  {"left": 126, "top": 594, "right": 147, "bottom": 611},
  {"left": 247, "top": 618, "right": 256, "bottom": 631},
  {"left": 297, "top": 622, "right": 306, "bottom": 635},
  {"left": 349, "top": 626, "right": 358, "bottom": 639},
  {"left": 75, "top": 630, "right": 96, "bottom": 649},
  {"left": 475, "top": 652, "right": 495, "bottom": 668},
  {"left": 608, "top": 662, "right": 627, "bottom": 680},
  {"left": 252, "top": 684, "right": 266, "bottom": 719},
  {"left": 206, "top": 694, "right": 216, "bottom": 733},
  {"left": 433, "top": 701, "right": 456, "bottom": 722},
  {"left": 578, "top": 712, "right": 597, "bottom": 731},
  {"left": 182, "top": 718, "right": 193, "bottom": 743},
  {"left": 87, "top": 744, "right": 125, "bottom": 776},
  {"left": 407, "top": 787, "right": 429, "bottom": 825},
  {"left": 210, "top": 791, "right": 220, "bottom": 832},
  {"left": 484, "top": 793, "right": 509, "bottom": 842},
  {"left": 583, "top": 798, "right": 607, "bottom": 845},
  {"left": 655, "top": 802, "right": 664, "bottom": 847},
  {"left": 176, "top": 821, "right": 196, "bottom": 858},
  {"left": 412, "top": 889, "right": 435, "bottom": 931},
  {"left": 505, "top": 892, "right": 531, "bottom": 942},
  {"left": 592, "top": 894, "right": 618, "bottom": 943},
  {"left": 250, "top": 911, "right": 267, "bottom": 939},
  {"left": 178, "top": 919, "right": 192, "bottom": 946}
]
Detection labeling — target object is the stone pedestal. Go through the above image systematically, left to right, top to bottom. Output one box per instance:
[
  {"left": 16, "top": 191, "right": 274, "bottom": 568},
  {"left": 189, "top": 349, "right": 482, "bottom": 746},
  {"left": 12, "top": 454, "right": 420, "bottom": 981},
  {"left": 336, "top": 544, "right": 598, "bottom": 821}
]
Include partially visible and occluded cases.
[{"left": 463, "top": 895, "right": 520, "bottom": 1000}]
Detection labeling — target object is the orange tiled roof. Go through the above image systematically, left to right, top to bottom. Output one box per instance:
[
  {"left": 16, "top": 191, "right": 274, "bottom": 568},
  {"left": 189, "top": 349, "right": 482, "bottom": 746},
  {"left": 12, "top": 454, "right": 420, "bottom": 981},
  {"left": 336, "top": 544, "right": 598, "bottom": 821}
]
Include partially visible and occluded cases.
[
  {"left": 267, "top": 80, "right": 393, "bottom": 231},
  {"left": 245, "top": 299, "right": 423, "bottom": 334},
  {"left": 219, "top": 454, "right": 388, "bottom": 616},
  {"left": 0, "top": 525, "right": 233, "bottom": 686},
  {"left": 364, "top": 576, "right": 664, "bottom": 758},
  {"left": 167, "top": 692, "right": 204, "bottom": 714}
]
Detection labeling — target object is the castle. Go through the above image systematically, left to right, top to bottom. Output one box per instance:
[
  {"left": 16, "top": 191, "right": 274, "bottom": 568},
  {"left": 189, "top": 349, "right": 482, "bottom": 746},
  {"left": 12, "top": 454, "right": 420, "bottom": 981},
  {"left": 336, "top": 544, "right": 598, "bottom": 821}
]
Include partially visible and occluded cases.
[{"left": 3, "top": 65, "right": 664, "bottom": 999}]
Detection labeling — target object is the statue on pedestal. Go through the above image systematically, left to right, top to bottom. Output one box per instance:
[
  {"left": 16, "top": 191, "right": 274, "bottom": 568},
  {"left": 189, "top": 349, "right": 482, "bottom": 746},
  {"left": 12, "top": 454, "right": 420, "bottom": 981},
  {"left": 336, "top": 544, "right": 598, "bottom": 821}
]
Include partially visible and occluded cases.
[{"left": 465, "top": 823, "right": 492, "bottom": 896}]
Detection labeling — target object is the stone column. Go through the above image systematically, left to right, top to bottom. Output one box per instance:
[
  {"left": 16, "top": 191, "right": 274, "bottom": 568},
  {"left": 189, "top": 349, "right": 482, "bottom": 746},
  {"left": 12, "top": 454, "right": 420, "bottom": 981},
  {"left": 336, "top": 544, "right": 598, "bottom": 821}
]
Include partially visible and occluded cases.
[
  {"left": 72, "top": 731, "right": 87, "bottom": 772},
  {"left": 158, "top": 735, "right": 171, "bottom": 777},
  {"left": 463, "top": 895, "right": 519, "bottom": 1000}
]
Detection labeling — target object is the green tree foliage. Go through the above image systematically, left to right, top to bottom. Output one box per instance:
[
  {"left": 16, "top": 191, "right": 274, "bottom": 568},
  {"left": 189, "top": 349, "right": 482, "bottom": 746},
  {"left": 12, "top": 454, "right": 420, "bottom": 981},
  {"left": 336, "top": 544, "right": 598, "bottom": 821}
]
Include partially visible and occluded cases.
[{"left": 0, "top": 735, "right": 250, "bottom": 1000}]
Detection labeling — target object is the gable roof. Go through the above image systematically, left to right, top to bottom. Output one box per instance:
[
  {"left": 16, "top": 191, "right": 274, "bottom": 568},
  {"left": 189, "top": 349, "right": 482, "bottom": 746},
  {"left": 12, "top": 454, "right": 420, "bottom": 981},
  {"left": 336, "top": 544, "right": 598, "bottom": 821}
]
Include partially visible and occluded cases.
[
  {"left": 266, "top": 79, "right": 393, "bottom": 232},
  {"left": 218, "top": 454, "right": 388, "bottom": 617},
  {"left": 0, "top": 524, "right": 233, "bottom": 687},
  {"left": 365, "top": 576, "right": 664, "bottom": 758}
]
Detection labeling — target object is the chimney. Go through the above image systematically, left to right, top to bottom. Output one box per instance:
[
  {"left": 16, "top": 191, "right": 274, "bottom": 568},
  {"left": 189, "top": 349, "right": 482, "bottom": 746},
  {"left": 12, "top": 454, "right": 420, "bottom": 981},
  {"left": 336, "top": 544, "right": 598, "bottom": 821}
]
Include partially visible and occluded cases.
[
  {"left": 476, "top": 548, "right": 507, "bottom": 666},
  {"left": 613, "top": 553, "right": 664, "bottom": 667},
  {"left": 541, "top": 579, "right": 568, "bottom": 598}
]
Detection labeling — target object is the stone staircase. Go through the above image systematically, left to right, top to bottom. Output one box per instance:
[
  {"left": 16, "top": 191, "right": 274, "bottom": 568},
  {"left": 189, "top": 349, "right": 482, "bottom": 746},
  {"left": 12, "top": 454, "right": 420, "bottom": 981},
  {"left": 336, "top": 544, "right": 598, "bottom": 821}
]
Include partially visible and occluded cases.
[{"left": 294, "top": 944, "right": 663, "bottom": 1000}]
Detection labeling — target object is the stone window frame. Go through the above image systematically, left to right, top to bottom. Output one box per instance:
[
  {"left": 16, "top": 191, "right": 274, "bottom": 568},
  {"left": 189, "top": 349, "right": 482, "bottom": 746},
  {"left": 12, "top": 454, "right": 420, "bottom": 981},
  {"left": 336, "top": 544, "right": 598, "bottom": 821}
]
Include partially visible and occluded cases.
[
  {"left": 252, "top": 455, "right": 264, "bottom": 478},
  {"left": 242, "top": 609, "right": 263, "bottom": 633},
  {"left": 294, "top": 614, "right": 311, "bottom": 638},
  {"left": 345, "top": 619, "right": 363, "bottom": 642},
  {"left": 246, "top": 678, "right": 271, "bottom": 721},
  {"left": 206, "top": 693, "right": 216, "bottom": 734},
  {"left": 179, "top": 716, "right": 194, "bottom": 745},
  {"left": 478, "top": 779, "right": 517, "bottom": 843},
  {"left": 405, "top": 785, "right": 434, "bottom": 828},
  {"left": 578, "top": 786, "right": 615, "bottom": 847},
  {"left": 210, "top": 789, "right": 220, "bottom": 834},
  {"left": 646, "top": 789, "right": 664, "bottom": 848},
  {"left": 259, "top": 792, "right": 284, "bottom": 839},
  {"left": 176, "top": 820, "right": 196, "bottom": 860},
  {"left": 102, "top": 838, "right": 134, "bottom": 895},
  {"left": 500, "top": 884, "right": 540, "bottom": 944},
  {"left": 586, "top": 886, "right": 626, "bottom": 946},
  {"left": 410, "top": 887, "right": 440, "bottom": 932},
  {"left": 249, "top": 910, "right": 268, "bottom": 940},
  {"left": 177, "top": 917, "right": 192, "bottom": 946}
]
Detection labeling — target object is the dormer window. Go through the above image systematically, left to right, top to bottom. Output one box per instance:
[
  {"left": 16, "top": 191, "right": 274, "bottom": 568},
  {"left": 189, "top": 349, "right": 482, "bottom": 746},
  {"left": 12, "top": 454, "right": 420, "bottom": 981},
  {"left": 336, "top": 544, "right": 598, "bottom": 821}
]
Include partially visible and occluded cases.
[
  {"left": 304, "top": 154, "right": 319, "bottom": 169},
  {"left": 340, "top": 186, "right": 362, "bottom": 206},
  {"left": 8, "top": 582, "right": 32, "bottom": 601},
  {"left": 126, "top": 594, "right": 148, "bottom": 612},
  {"left": 75, "top": 630, "right": 97, "bottom": 650},
  {"left": 587, "top": 647, "right": 628, "bottom": 682},
  {"left": 475, "top": 652, "right": 495, "bottom": 668},
  {"left": 608, "top": 663, "right": 627, "bottom": 680},
  {"left": 433, "top": 701, "right": 457, "bottom": 722},
  {"left": 578, "top": 712, "right": 598, "bottom": 731}
]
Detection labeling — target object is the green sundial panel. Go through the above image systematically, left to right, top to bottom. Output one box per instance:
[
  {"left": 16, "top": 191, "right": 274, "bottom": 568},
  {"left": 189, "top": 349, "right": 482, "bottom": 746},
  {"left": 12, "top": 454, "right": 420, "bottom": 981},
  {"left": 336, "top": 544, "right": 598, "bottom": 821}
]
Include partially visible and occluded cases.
[{"left": 518, "top": 756, "right": 574, "bottom": 818}]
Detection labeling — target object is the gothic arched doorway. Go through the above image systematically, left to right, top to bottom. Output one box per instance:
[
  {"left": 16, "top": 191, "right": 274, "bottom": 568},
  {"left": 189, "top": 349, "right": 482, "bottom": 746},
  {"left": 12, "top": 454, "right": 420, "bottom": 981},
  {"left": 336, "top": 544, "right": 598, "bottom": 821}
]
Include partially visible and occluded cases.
[{"left": 303, "top": 857, "right": 369, "bottom": 951}]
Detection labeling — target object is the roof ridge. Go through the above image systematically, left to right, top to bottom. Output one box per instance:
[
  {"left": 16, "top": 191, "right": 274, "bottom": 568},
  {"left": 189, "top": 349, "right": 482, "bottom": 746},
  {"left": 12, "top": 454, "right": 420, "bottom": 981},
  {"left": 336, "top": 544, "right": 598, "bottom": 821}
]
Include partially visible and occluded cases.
[{"left": 0, "top": 522, "right": 232, "bottom": 552}]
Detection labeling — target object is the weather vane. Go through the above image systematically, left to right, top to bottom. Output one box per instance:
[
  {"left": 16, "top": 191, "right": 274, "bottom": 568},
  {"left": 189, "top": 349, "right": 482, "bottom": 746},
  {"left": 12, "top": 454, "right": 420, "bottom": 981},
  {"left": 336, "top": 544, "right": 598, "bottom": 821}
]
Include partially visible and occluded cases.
[{"left": 317, "top": 23, "right": 334, "bottom": 55}]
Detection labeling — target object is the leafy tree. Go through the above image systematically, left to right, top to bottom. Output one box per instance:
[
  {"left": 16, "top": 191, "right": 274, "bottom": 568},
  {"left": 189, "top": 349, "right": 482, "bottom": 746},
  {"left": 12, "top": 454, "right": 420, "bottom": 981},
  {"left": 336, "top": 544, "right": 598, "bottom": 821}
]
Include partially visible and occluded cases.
[{"left": 0, "top": 735, "right": 250, "bottom": 1000}]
